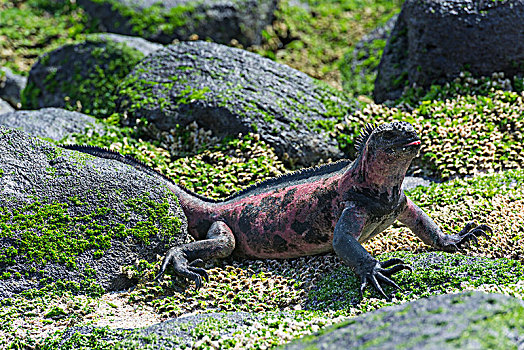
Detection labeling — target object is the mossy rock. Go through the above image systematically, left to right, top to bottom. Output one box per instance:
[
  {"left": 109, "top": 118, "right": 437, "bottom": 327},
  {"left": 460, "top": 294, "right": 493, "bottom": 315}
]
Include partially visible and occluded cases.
[
  {"left": 77, "top": 0, "right": 277, "bottom": 47},
  {"left": 374, "top": 0, "right": 524, "bottom": 103},
  {"left": 21, "top": 33, "right": 160, "bottom": 118},
  {"left": 116, "top": 40, "right": 359, "bottom": 167},
  {"left": 0, "top": 108, "right": 103, "bottom": 141},
  {"left": 0, "top": 126, "right": 188, "bottom": 299},
  {"left": 283, "top": 291, "right": 524, "bottom": 349}
]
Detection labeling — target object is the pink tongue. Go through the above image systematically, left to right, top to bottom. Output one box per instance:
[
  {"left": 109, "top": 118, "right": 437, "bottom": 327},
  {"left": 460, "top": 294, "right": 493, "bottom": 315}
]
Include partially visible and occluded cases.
[{"left": 405, "top": 140, "right": 421, "bottom": 146}]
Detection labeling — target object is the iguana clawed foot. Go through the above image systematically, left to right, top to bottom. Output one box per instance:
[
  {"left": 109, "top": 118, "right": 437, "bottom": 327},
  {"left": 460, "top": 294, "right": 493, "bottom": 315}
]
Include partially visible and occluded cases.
[
  {"left": 442, "top": 221, "right": 492, "bottom": 252},
  {"left": 155, "top": 248, "right": 209, "bottom": 290},
  {"left": 357, "top": 258, "right": 412, "bottom": 301}
]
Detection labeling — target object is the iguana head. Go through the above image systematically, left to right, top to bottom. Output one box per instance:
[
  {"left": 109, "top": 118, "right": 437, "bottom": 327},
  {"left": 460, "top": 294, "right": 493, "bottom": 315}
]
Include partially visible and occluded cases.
[
  {"left": 351, "top": 121, "right": 421, "bottom": 193},
  {"left": 356, "top": 121, "right": 421, "bottom": 161}
]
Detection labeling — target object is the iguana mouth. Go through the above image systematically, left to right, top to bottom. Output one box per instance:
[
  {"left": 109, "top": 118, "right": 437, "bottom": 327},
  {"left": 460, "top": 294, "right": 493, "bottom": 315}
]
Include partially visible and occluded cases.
[{"left": 404, "top": 140, "right": 421, "bottom": 147}]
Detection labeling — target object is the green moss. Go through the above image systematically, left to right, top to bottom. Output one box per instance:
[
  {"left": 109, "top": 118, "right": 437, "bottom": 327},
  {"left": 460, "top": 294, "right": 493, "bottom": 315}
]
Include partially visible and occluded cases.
[
  {"left": 0, "top": 0, "right": 90, "bottom": 75},
  {"left": 89, "top": 0, "right": 198, "bottom": 37},
  {"left": 21, "top": 36, "right": 144, "bottom": 118},
  {"left": 340, "top": 37, "right": 387, "bottom": 98},
  {"left": 0, "top": 194, "right": 182, "bottom": 270},
  {"left": 309, "top": 251, "right": 523, "bottom": 313},
  {"left": 453, "top": 304, "right": 524, "bottom": 348},
  {"left": 42, "top": 327, "right": 116, "bottom": 350}
]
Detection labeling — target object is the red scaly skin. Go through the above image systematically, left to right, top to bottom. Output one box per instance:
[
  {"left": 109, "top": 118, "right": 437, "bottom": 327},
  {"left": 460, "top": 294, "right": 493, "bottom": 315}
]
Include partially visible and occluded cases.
[{"left": 169, "top": 122, "right": 420, "bottom": 259}]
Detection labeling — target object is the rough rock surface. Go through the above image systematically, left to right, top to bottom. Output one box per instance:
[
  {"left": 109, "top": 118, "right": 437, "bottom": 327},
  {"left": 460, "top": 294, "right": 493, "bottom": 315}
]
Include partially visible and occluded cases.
[
  {"left": 78, "top": 0, "right": 277, "bottom": 47},
  {"left": 374, "top": 0, "right": 524, "bottom": 102},
  {"left": 22, "top": 34, "right": 156, "bottom": 117},
  {"left": 117, "top": 41, "right": 356, "bottom": 167},
  {"left": 0, "top": 66, "right": 27, "bottom": 108},
  {"left": 0, "top": 98, "right": 14, "bottom": 115},
  {"left": 0, "top": 108, "right": 102, "bottom": 141},
  {"left": 0, "top": 126, "right": 189, "bottom": 299},
  {"left": 284, "top": 291, "right": 524, "bottom": 349}
]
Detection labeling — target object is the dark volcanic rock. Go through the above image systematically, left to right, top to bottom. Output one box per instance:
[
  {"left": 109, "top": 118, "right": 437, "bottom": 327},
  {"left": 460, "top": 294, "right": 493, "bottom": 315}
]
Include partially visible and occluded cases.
[
  {"left": 78, "top": 0, "right": 277, "bottom": 47},
  {"left": 374, "top": 0, "right": 524, "bottom": 103},
  {"left": 22, "top": 34, "right": 159, "bottom": 118},
  {"left": 117, "top": 41, "right": 356, "bottom": 167},
  {"left": 0, "top": 67, "right": 27, "bottom": 108},
  {"left": 0, "top": 98, "right": 14, "bottom": 115},
  {"left": 0, "top": 108, "right": 102, "bottom": 141},
  {"left": 0, "top": 126, "right": 189, "bottom": 299},
  {"left": 284, "top": 291, "right": 524, "bottom": 350}
]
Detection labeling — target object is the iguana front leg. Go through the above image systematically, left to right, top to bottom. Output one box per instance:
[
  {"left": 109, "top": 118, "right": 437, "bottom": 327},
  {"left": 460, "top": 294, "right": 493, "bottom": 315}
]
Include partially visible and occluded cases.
[
  {"left": 398, "top": 197, "right": 491, "bottom": 252},
  {"left": 333, "top": 203, "right": 411, "bottom": 300},
  {"left": 155, "top": 221, "right": 236, "bottom": 289}
]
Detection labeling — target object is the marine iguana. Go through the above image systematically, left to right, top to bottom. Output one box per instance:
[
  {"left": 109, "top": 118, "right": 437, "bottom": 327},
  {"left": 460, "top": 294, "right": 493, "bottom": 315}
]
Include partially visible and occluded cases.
[{"left": 61, "top": 121, "right": 490, "bottom": 299}]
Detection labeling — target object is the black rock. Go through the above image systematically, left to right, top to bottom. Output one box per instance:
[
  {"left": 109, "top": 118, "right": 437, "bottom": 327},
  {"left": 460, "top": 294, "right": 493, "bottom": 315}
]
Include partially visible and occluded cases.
[
  {"left": 78, "top": 0, "right": 277, "bottom": 47},
  {"left": 374, "top": 0, "right": 524, "bottom": 103},
  {"left": 22, "top": 34, "right": 160, "bottom": 118},
  {"left": 117, "top": 41, "right": 357, "bottom": 167},
  {"left": 0, "top": 67, "right": 27, "bottom": 108},
  {"left": 0, "top": 108, "right": 102, "bottom": 141},
  {"left": 0, "top": 126, "right": 189, "bottom": 299},
  {"left": 283, "top": 291, "right": 524, "bottom": 349}
]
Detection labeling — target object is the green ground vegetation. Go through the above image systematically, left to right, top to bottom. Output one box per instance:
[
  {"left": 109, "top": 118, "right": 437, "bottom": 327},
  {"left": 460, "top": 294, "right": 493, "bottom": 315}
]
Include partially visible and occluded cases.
[
  {"left": 0, "top": 0, "right": 90, "bottom": 75},
  {"left": 1, "top": 0, "right": 402, "bottom": 92},
  {"left": 87, "top": 0, "right": 197, "bottom": 38},
  {"left": 251, "top": 0, "right": 403, "bottom": 88},
  {"left": 339, "top": 34, "right": 387, "bottom": 98}
]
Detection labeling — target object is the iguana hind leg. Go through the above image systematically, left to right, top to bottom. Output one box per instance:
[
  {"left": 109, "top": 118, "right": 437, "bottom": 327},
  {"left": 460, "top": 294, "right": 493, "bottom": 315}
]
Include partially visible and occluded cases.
[{"left": 155, "top": 221, "right": 236, "bottom": 289}]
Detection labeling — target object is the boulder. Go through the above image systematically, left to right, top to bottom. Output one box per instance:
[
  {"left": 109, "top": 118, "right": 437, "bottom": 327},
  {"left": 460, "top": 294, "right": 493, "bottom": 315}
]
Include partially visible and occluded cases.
[
  {"left": 77, "top": 0, "right": 277, "bottom": 47},
  {"left": 374, "top": 0, "right": 524, "bottom": 103},
  {"left": 340, "top": 14, "right": 397, "bottom": 98},
  {"left": 22, "top": 34, "right": 160, "bottom": 118},
  {"left": 116, "top": 41, "right": 357, "bottom": 167},
  {"left": 0, "top": 67, "right": 27, "bottom": 108},
  {"left": 0, "top": 98, "right": 14, "bottom": 115},
  {"left": 0, "top": 108, "right": 103, "bottom": 141},
  {"left": 0, "top": 126, "right": 188, "bottom": 299},
  {"left": 284, "top": 291, "right": 524, "bottom": 349}
]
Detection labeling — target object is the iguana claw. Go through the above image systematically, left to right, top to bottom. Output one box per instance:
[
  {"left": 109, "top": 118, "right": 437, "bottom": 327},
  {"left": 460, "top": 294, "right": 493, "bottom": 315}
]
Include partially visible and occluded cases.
[
  {"left": 444, "top": 221, "right": 492, "bottom": 251},
  {"left": 155, "top": 247, "right": 209, "bottom": 290},
  {"left": 358, "top": 258, "right": 412, "bottom": 301}
]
